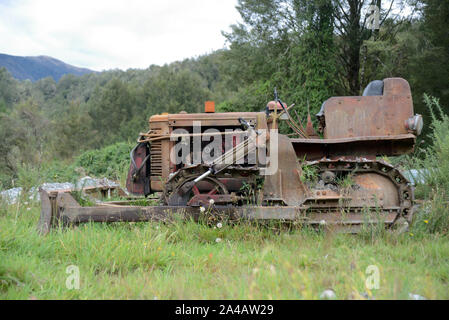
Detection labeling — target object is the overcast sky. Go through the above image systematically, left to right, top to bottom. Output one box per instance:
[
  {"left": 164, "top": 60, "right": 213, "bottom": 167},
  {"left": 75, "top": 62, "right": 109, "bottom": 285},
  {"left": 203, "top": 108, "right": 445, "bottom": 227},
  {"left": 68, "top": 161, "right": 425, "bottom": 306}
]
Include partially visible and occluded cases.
[{"left": 0, "top": 0, "right": 240, "bottom": 71}]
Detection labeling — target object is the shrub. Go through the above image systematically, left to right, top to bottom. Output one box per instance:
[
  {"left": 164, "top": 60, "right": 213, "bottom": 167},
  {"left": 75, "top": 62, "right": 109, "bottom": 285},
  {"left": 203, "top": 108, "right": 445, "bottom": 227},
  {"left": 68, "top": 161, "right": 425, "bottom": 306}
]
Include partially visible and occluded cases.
[
  {"left": 409, "top": 94, "right": 449, "bottom": 234},
  {"left": 74, "top": 141, "right": 134, "bottom": 180},
  {"left": 16, "top": 163, "right": 41, "bottom": 193}
]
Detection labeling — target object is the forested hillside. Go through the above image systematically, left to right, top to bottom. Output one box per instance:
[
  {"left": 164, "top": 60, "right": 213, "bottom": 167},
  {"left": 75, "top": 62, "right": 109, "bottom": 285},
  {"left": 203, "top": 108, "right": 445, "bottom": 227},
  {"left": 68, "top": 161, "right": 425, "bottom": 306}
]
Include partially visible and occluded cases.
[
  {"left": 0, "top": 0, "right": 448, "bottom": 189},
  {"left": 0, "top": 53, "right": 94, "bottom": 82}
]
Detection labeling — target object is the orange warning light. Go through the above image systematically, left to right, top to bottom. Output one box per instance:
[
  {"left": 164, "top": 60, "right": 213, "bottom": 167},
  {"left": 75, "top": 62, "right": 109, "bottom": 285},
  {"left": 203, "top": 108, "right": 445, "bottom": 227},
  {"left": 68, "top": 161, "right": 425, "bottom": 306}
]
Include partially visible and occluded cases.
[{"left": 205, "top": 101, "right": 215, "bottom": 113}]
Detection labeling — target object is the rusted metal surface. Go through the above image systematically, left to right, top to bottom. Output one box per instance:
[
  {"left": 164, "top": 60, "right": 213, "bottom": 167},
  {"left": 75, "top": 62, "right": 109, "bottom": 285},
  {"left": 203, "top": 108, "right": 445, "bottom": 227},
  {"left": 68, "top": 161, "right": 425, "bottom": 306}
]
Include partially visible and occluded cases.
[
  {"left": 321, "top": 78, "right": 414, "bottom": 139},
  {"left": 149, "top": 112, "right": 264, "bottom": 126},
  {"left": 262, "top": 134, "right": 309, "bottom": 205},
  {"left": 291, "top": 134, "right": 416, "bottom": 161},
  {"left": 305, "top": 158, "right": 414, "bottom": 223},
  {"left": 37, "top": 189, "right": 55, "bottom": 235}
]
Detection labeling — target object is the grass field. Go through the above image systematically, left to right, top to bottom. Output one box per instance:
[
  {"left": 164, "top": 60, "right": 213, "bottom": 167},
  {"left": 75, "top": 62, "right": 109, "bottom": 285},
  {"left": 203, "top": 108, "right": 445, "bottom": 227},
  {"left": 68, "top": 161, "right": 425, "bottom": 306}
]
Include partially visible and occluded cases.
[{"left": 1, "top": 199, "right": 448, "bottom": 300}]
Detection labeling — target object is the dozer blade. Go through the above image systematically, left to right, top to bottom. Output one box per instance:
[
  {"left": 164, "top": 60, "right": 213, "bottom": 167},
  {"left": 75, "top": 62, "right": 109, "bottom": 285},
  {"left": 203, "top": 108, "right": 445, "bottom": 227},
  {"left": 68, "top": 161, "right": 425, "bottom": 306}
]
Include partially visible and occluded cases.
[
  {"left": 37, "top": 189, "right": 54, "bottom": 235},
  {"left": 36, "top": 190, "right": 410, "bottom": 235}
]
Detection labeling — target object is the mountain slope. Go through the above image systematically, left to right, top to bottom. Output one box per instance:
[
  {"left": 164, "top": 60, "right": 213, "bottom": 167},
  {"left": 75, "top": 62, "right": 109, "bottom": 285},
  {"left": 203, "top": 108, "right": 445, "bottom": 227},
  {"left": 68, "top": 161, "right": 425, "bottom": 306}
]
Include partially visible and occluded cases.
[{"left": 0, "top": 53, "right": 94, "bottom": 82}]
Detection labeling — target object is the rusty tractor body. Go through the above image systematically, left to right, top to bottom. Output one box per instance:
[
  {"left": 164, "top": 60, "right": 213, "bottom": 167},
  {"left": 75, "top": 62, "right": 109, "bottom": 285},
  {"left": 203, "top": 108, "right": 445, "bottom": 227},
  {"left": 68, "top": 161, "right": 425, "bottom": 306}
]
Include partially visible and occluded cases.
[{"left": 38, "top": 78, "right": 422, "bottom": 234}]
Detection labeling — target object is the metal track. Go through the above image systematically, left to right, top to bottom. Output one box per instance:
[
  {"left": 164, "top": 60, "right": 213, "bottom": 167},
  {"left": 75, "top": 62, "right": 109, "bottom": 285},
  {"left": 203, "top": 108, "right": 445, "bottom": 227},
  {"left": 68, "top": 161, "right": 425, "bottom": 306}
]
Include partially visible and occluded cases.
[{"left": 306, "top": 158, "right": 414, "bottom": 224}]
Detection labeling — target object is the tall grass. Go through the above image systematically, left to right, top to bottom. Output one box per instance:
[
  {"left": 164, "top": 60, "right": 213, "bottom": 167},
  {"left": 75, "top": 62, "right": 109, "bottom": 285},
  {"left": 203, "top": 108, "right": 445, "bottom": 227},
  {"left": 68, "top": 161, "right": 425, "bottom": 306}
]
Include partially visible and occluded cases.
[
  {"left": 408, "top": 94, "right": 449, "bottom": 234},
  {"left": 1, "top": 200, "right": 449, "bottom": 299}
]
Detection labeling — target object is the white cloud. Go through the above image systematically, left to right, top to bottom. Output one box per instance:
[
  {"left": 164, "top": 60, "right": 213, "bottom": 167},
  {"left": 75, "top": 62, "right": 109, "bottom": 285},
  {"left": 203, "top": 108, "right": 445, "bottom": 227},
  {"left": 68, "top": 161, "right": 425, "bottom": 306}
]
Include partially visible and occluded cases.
[{"left": 0, "top": 0, "right": 240, "bottom": 71}]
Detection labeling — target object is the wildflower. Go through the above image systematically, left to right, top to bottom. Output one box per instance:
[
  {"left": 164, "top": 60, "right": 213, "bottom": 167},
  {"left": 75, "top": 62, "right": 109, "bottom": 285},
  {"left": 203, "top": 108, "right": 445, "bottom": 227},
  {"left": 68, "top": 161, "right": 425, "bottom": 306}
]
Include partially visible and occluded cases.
[
  {"left": 209, "top": 198, "right": 215, "bottom": 205},
  {"left": 200, "top": 206, "right": 205, "bottom": 213},
  {"left": 26, "top": 207, "right": 31, "bottom": 211},
  {"left": 319, "top": 220, "right": 326, "bottom": 226},
  {"left": 424, "top": 220, "right": 429, "bottom": 224},
  {"left": 216, "top": 222, "right": 223, "bottom": 229},
  {"left": 215, "top": 237, "right": 222, "bottom": 243},
  {"left": 157, "top": 247, "right": 162, "bottom": 251},
  {"left": 171, "top": 252, "right": 175, "bottom": 256},
  {"left": 208, "top": 253, "right": 213, "bottom": 259}
]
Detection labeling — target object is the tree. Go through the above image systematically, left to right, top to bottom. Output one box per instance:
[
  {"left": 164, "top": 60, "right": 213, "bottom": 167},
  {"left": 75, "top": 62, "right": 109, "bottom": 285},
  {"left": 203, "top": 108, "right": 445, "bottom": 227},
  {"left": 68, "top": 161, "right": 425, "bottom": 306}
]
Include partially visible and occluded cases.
[
  {"left": 221, "top": 0, "right": 339, "bottom": 119},
  {"left": 333, "top": 0, "right": 416, "bottom": 95},
  {"left": 413, "top": 0, "right": 449, "bottom": 113},
  {"left": 143, "top": 65, "right": 211, "bottom": 115},
  {"left": 0, "top": 67, "right": 19, "bottom": 110},
  {"left": 88, "top": 78, "right": 136, "bottom": 145},
  {"left": 0, "top": 99, "right": 49, "bottom": 187},
  {"left": 52, "top": 101, "right": 98, "bottom": 159}
]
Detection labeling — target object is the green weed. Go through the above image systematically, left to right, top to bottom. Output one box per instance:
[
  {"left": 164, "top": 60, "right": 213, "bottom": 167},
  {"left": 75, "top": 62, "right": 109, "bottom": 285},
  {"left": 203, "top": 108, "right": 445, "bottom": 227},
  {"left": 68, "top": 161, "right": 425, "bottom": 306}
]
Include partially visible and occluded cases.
[
  {"left": 407, "top": 95, "right": 449, "bottom": 235},
  {"left": 300, "top": 161, "right": 319, "bottom": 183}
]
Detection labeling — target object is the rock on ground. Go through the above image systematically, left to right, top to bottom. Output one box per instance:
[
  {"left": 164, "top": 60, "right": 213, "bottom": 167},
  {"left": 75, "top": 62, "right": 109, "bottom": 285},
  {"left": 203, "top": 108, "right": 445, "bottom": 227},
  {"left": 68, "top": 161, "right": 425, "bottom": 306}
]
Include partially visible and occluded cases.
[{"left": 0, "top": 176, "right": 120, "bottom": 204}]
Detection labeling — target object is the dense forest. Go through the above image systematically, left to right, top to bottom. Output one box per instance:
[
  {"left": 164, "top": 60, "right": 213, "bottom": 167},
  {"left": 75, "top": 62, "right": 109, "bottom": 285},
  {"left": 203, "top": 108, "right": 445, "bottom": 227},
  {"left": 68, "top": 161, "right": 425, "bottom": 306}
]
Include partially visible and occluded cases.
[{"left": 0, "top": 0, "right": 448, "bottom": 189}]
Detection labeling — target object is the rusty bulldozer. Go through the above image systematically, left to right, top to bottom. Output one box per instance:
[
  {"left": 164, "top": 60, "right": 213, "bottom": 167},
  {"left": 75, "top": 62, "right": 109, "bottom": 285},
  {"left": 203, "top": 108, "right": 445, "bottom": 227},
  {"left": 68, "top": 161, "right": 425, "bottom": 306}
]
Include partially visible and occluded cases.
[{"left": 38, "top": 78, "right": 423, "bottom": 234}]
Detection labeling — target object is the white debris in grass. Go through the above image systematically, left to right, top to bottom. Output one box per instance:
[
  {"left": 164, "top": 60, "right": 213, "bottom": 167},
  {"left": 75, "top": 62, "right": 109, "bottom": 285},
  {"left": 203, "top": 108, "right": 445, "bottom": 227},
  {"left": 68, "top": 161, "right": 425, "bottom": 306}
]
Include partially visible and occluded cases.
[
  {"left": 0, "top": 176, "right": 120, "bottom": 205},
  {"left": 320, "top": 289, "right": 336, "bottom": 299},
  {"left": 408, "top": 293, "right": 427, "bottom": 300}
]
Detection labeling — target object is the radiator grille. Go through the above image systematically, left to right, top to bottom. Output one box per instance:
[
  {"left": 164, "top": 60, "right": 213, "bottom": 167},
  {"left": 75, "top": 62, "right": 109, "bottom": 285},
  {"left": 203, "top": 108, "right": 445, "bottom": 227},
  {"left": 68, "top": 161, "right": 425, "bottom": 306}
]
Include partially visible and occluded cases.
[{"left": 150, "top": 140, "right": 162, "bottom": 176}]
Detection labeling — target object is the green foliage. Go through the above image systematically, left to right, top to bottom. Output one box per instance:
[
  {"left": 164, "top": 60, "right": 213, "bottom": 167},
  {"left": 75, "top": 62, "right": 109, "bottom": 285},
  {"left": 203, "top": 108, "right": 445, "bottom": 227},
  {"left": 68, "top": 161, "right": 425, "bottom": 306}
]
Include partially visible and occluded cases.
[
  {"left": 222, "top": 0, "right": 339, "bottom": 122},
  {"left": 144, "top": 65, "right": 211, "bottom": 115},
  {"left": 0, "top": 67, "right": 19, "bottom": 108},
  {"left": 88, "top": 78, "right": 137, "bottom": 145},
  {"left": 217, "top": 80, "right": 273, "bottom": 113},
  {"left": 408, "top": 95, "right": 449, "bottom": 234},
  {"left": 411, "top": 95, "right": 449, "bottom": 194},
  {"left": 52, "top": 101, "right": 98, "bottom": 158},
  {"left": 74, "top": 142, "right": 134, "bottom": 180},
  {"left": 38, "top": 160, "right": 78, "bottom": 183},
  {"left": 300, "top": 161, "right": 319, "bottom": 183},
  {"left": 16, "top": 164, "right": 40, "bottom": 193},
  {"left": 336, "top": 174, "right": 354, "bottom": 190},
  {"left": 414, "top": 191, "right": 449, "bottom": 235}
]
